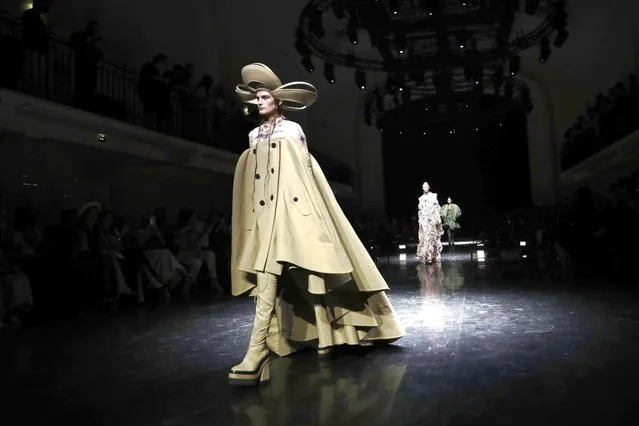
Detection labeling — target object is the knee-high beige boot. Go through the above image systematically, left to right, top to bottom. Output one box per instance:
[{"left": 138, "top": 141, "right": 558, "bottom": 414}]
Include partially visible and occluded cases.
[{"left": 228, "top": 272, "right": 277, "bottom": 386}]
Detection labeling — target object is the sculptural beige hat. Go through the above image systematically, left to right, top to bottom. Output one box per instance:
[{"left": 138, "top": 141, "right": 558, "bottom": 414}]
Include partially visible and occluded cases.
[{"left": 235, "top": 63, "right": 318, "bottom": 111}]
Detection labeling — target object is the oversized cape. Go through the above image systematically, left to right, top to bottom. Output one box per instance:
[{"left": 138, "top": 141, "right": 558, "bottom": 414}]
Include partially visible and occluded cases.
[{"left": 231, "top": 123, "right": 405, "bottom": 356}]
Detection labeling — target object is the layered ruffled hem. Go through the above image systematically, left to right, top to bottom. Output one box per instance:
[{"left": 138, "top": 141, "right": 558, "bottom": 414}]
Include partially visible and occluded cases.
[{"left": 259, "top": 268, "right": 405, "bottom": 357}]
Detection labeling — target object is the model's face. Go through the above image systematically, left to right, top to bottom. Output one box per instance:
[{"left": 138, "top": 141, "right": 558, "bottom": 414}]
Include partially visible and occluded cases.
[
  {"left": 256, "top": 90, "right": 279, "bottom": 117},
  {"left": 422, "top": 183, "right": 430, "bottom": 192},
  {"left": 447, "top": 197, "right": 452, "bottom": 204}
]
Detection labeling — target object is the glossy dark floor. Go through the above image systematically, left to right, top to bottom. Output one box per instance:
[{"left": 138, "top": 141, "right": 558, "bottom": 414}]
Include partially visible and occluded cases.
[{"left": 3, "top": 250, "right": 639, "bottom": 426}]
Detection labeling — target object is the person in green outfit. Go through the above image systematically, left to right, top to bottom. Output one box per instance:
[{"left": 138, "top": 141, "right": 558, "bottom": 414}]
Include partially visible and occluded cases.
[{"left": 440, "top": 197, "right": 462, "bottom": 248}]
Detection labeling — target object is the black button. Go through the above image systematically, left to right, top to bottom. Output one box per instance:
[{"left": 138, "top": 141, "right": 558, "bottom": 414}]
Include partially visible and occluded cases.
[
  {"left": 271, "top": 143, "right": 276, "bottom": 148},
  {"left": 253, "top": 148, "right": 256, "bottom": 154},
  {"left": 271, "top": 168, "right": 275, "bottom": 174},
  {"left": 255, "top": 173, "right": 261, "bottom": 179},
  {"left": 270, "top": 195, "right": 274, "bottom": 201},
  {"left": 293, "top": 197, "right": 298, "bottom": 202},
  {"left": 260, "top": 200, "right": 265, "bottom": 206}
]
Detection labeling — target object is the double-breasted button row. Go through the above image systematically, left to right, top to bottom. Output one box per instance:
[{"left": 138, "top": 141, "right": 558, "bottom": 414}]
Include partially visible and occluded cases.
[
  {"left": 253, "top": 143, "right": 276, "bottom": 151},
  {"left": 257, "top": 197, "right": 275, "bottom": 205}
]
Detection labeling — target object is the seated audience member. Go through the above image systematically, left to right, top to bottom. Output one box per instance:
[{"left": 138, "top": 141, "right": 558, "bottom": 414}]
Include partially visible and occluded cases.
[
  {"left": 11, "top": 206, "right": 42, "bottom": 255},
  {"left": 172, "top": 208, "right": 223, "bottom": 293},
  {"left": 1, "top": 211, "right": 33, "bottom": 326},
  {"left": 134, "top": 213, "right": 189, "bottom": 299}
]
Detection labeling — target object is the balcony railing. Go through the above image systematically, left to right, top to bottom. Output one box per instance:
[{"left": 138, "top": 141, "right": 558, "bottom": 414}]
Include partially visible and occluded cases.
[{"left": 0, "top": 11, "right": 355, "bottom": 186}]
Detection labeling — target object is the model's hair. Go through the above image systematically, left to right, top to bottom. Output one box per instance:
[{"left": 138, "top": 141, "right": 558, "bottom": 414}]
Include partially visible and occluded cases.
[{"left": 422, "top": 181, "right": 429, "bottom": 186}]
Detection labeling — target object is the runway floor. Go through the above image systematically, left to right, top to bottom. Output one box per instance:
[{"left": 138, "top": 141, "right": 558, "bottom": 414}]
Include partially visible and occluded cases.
[{"left": 3, "top": 251, "right": 639, "bottom": 425}]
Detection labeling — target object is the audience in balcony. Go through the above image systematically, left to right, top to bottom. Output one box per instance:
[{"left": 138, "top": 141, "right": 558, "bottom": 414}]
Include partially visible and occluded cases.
[
  {"left": 20, "top": 0, "right": 52, "bottom": 95},
  {"left": 21, "top": 0, "right": 50, "bottom": 53},
  {"left": 69, "top": 20, "right": 103, "bottom": 109},
  {"left": 0, "top": 22, "right": 22, "bottom": 90},
  {"left": 138, "top": 53, "right": 170, "bottom": 130},
  {"left": 561, "top": 74, "right": 639, "bottom": 170},
  {"left": 0, "top": 208, "right": 34, "bottom": 327}
]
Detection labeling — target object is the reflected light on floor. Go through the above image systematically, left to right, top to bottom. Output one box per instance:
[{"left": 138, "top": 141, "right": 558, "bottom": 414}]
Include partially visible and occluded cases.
[
  {"left": 476, "top": 250, "right": 486, "bottom": 262},
  {"left": 421, "top": 301, "right": 447, "bottom": 329}
]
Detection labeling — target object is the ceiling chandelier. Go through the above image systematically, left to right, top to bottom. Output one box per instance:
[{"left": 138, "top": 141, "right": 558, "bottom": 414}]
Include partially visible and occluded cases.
[{"left": 295, "top": 0, "right": 569, "bottom": 126}]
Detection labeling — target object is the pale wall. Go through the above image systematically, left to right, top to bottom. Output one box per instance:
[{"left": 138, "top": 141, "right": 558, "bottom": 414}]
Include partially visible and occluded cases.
[{"left": 516, "top": 0, "right": 639, "bottom": 205}]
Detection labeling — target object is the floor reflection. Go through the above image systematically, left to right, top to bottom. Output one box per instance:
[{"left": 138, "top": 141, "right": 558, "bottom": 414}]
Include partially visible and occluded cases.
[
  {"left": 2, "top": 251, "right": 639, "bottom": 425},
  {"left": 442, "top": 260, "right": 465, "bottom": 290},
  {"left": 417, "top": 262, "right": 444, "bottom": 299},
  {"left": 231, "top": 354, "right": 407, "bottom": 426}
]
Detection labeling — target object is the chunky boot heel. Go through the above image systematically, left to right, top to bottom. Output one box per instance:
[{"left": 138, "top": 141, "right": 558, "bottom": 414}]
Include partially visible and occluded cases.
[
  {"left": 228, "top": 272, "right": 277, "bottom": 387},
  {"left": 228, "top": 356, "right": 270, "bottom": 386}
]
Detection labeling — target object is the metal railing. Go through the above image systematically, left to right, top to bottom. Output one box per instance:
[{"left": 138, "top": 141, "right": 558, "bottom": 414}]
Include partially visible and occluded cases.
[{"left": 0, "top": 11, "right": 354, "bottom": 186}]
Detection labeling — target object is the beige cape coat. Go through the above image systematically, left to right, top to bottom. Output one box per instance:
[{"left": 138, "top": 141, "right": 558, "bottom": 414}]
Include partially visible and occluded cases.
[{"left": 231, "top": 119, "right": 405, "bottom": 356}]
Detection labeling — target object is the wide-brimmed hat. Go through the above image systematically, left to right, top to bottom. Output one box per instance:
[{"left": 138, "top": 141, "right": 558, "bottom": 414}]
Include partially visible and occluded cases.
[
  {"left": 235, "top": 63, "right": 318, "bottom": 111},
  {"left": 77, "top": 201, "right": 101, "bottom": 218}
]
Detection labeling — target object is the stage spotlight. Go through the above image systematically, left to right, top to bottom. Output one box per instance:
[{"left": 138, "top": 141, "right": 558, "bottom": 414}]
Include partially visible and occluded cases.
[
  {"left": 390, "top": 0, "right": 399, "bottom": 14},
  {"left": 347, "top": 20, "right": 358, "bottom": 45},
  {"left": 455, "top": 29, "right": 469, "bottom": 49},
  {"left": 395, "top": 31, "right": 407, "bottom": 54},
  {"left": 539, "top": 36, "right": 551, "bottom": 63},
  {"left": 509, "top": 55, "right": 520, "bottom": 76},
  {"left": 301, "top": 56, "right": 315, "bottom": 73},
  {"left": 324, "top": 62, "right": 336, "bottom": 83},
  {"left": 355, "top": 70, "right": 366, "bottom": 90},
  {"left": 387, "top": 72, "right": 405, "bottom": 91}
]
